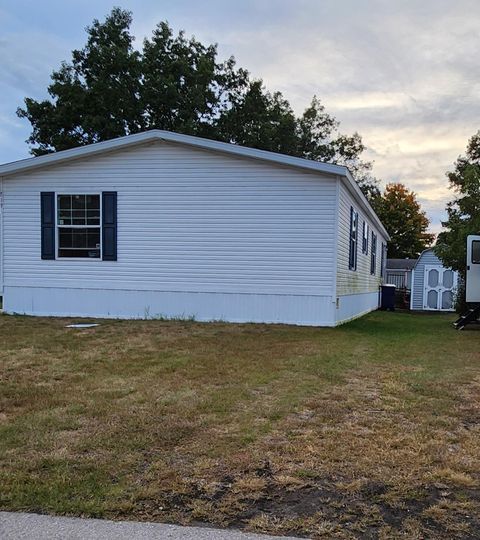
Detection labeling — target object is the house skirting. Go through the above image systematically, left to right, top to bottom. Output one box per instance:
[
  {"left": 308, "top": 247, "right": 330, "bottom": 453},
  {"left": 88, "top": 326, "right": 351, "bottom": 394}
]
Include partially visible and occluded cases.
[
  {"left": 3, "top": 286, "right": 339, "bottom": 326},
  {"left": 335, "top": 290, "right": 380, "bottom": 325}
]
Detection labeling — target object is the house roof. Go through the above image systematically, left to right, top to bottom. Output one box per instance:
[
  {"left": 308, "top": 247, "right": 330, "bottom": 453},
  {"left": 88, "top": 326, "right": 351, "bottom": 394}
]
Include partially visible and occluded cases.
[
  {"left": 0, "top": 129, "right": 389, "bottom": 239},
  {"left": 387, "top": 258, "right": 417, "bottom": 270}
]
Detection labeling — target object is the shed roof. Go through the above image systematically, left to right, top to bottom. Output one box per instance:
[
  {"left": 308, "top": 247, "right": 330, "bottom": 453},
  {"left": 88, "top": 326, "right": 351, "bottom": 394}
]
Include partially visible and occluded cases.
[
  {"left": 0, "top": 129, "right": 389, "bottom": 239},
  {"left": 413, "top": 248, "right": 442, "bottom": 270}
]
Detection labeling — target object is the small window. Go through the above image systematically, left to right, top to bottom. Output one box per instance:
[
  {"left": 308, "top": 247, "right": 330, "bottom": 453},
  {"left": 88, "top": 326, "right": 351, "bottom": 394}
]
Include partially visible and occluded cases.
[
  {"left": 57, "top": 194, "right": 101, "bottom": 258},
  {"left": 349, "top": 207, "right": 358, "bottom": 270},
  {"left": 362, "top": 221, "right": 369, "bottom": 254},
  {"left": 371, "top": 232, "right": 377, "bottom": 275},
  {"left": 472, "top": 241, "right": 480, "bottom": 264}
]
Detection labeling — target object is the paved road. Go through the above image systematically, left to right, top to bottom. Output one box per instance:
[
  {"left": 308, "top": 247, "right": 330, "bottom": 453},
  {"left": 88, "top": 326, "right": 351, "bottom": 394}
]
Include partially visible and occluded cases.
[{"left": 0, "top": 512, "right": 304, "bottom": 540}]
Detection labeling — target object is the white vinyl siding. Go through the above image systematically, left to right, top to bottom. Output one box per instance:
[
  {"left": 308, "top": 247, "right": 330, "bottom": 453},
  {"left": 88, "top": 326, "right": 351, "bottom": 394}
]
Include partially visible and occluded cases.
[
  {"left": 2, "top": 141, "right": 337, "bottom": 297},
  {"left": 336, "top": 182, "right": 387, "bottom": 296}
]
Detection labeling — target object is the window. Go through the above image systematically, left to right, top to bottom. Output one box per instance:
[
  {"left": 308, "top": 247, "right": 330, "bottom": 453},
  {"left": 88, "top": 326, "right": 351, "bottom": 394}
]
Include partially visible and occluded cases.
[
  {"left": 57, "top": 194, "right": 101, "bottom": 258},
  {"left": 349, "top": 207, "right": 358, "bottom": 270},
  {"left": 362, "top": 221, "right": 369, "bottom": 254},
  {"left": 370, "top": 232, "right": 377, "bottom": 275},
  {"left": 472, "top": 240, "right": 480, "bottom": 264}
]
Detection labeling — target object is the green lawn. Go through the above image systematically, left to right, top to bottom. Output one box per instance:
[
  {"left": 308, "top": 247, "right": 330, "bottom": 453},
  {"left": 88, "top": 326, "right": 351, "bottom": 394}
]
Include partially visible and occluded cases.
[{"left": 1, "top": 312, "right": 480, "bottom": 538}]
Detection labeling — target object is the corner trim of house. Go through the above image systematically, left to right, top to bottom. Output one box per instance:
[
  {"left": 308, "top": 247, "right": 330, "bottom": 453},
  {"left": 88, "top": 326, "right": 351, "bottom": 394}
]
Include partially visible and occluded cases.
[
  {"left": 331, "top": 177, "right": 341, "bottom": 304},
  {"left": 410, "top": 269, "right": 415, "bottom": 310}
]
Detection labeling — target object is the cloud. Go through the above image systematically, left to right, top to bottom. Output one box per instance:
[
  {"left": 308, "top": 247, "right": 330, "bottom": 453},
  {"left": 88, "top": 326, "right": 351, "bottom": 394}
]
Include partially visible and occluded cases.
[
  {"left": 1, "top": 0, "right": 479, "bottom": 233},
  {"left": 0, "top": 26, "right": 73, "bottom": 162}
]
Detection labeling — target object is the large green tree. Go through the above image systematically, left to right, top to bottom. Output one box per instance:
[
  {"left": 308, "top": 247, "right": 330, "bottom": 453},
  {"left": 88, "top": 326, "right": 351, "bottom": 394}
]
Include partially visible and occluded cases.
[
  {"left": 17, "top": 8, "right": 377, "bottom": 195},
  {"left": 17, "top": 8, "right": 144, "bottom": 154},
  {"left": 141, "top": 21, "right": 246, "bottom": 137},
  {"left": 215, "top": 80, "right": 298, "bottom": 154},
  {"left": 296, "top": 97, "right": 378, "bottom": 198},
  {"left": 435, "top": 131, "right": 480, "bottom": 277},
  {"left": 372, "top": 183, "right": 434, "bottom": 258}
]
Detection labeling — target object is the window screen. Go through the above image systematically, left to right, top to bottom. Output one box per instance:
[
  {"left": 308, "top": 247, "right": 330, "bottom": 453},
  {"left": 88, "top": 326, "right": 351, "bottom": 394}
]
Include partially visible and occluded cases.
[{"left": 57, "top": 194, "right": 101, "bottom": 258}]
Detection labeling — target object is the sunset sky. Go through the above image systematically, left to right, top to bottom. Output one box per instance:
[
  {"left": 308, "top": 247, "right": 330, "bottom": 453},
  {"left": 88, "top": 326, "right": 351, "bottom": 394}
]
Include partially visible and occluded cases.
[{"left": 1, "top": 0, "right": 479, "bottom": 233}]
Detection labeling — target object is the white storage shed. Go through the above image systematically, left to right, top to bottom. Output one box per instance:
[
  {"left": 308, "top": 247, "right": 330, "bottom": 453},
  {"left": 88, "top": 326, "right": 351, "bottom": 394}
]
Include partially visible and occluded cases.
[{"left": 410, "top": 248, "right": 458, "bottom": 311}]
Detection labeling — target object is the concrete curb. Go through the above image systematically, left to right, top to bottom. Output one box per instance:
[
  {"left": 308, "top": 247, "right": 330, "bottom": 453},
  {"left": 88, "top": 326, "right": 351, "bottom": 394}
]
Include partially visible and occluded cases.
[{"left": 0, "top": 512, "right": 305, "bottom": 540}]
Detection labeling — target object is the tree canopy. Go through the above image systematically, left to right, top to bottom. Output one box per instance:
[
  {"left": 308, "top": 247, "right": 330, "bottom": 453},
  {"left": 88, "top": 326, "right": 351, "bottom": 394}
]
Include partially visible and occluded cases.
[
  {"left": 17, "top": 8, "right": 377, "bottom": 196},
  {"left": 435, "top": 131, "right": 480, "bottom": 276},
  {"left": 371, "top": 183, "right": 434, "bottom": 258}
]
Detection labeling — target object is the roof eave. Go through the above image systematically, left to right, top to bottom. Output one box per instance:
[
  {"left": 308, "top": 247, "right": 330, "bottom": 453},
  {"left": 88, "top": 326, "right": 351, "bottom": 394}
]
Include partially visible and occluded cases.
[
  {"left": 0, "top": 129, "right": 347, "bottom": 178},
  {"left": 342, "top": 170, "right": 390, "bottom": 241}
]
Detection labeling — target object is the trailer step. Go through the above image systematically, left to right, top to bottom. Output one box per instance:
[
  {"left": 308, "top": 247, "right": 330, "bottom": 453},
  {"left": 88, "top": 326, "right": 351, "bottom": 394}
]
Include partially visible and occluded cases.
[{"left": 454, "top": 305, "right": 480, "bottom": 330}]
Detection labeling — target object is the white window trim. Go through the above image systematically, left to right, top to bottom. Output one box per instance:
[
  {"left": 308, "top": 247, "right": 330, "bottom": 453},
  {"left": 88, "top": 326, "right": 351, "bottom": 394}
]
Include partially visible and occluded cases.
[{"left": 55, "top": 192, "right": 103, "bottom": 261}]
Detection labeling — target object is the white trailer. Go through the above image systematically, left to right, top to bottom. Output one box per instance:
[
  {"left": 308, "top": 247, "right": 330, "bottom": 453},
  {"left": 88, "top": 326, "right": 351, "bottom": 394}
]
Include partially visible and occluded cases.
[
  {"left": 454, "top": 235, "right": 480, "bottom": 329},
  {"left": 466, "top": 235, "right": 480, "bottom": 302}
]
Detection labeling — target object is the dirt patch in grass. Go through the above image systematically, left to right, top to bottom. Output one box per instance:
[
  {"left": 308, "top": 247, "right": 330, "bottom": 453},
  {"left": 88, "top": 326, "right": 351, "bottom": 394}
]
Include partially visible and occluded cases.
[
  {"left": 2, "top": 312, "right": 480, "bottom": 538},
  {"left": 139, "top": 477, "right": 480, "bottom": 538}
]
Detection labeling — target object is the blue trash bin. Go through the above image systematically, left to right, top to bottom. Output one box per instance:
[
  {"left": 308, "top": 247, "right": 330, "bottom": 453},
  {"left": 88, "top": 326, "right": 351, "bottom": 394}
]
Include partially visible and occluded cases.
[{"left": 381, "top": 284, "right": 395, "bottom": 311}]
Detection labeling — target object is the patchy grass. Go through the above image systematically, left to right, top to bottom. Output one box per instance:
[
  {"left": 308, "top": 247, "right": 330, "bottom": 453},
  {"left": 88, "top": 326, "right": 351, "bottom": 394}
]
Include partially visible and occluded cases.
[{"left": 1, "top": 312, "right": 480, "bottom": 538}]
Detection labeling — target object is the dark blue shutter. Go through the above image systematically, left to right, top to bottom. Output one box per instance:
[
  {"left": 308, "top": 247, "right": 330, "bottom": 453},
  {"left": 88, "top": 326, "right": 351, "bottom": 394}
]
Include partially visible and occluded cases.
[
  {"left": 102, "top": 191, "right": 117, "bottom": 261},
  {"left": 40, "top": 192, "right": 55, "bottom": 259},
  {"left": 348, "top": 207, "right": 353, "bottom": 268},
  {"left": 349, "top": 207, "right": 357, "bottom": 270}
]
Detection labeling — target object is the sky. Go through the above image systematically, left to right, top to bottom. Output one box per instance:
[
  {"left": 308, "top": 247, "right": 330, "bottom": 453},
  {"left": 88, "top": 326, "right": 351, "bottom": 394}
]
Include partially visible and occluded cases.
[{"left": 1, "top": 0, "right": 479, "bottom": 233}]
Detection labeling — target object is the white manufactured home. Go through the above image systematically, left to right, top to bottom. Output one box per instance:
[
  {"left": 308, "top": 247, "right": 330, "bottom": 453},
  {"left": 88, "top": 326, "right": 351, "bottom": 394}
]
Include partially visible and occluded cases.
[{"left": 0, "top": 130, "right": 389, "bottom": 326}]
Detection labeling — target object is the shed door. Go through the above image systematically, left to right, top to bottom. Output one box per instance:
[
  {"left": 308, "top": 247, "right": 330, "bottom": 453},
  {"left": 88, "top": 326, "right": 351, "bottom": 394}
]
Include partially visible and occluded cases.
[{"left": 423, "top": 265, "right": 457, "bottom": 311}]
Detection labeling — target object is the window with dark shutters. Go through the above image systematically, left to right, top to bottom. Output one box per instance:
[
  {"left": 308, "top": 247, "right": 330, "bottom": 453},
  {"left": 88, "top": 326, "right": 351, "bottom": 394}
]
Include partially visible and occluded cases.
[
  {"left": 41, "top": 191, "right": 117, "bottom": 261},
  {"left": 349, "top": 207, "right": 358, "bottom": 270},
  {"left": 371, "top": 232, "right": 377, "bottom": 275}
]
